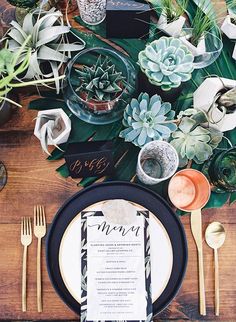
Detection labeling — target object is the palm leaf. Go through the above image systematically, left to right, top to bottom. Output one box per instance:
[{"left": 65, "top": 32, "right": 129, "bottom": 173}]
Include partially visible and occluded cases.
[{"left": 29, "top": 0, "right": 236, "bottom": 212}]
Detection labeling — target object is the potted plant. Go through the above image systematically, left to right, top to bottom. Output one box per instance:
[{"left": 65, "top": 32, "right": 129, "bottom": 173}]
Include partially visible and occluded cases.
[
  {"left": 152, "top": 0, "right": 188, "bottom": 37},
  {"left": 180, "top": 6, "right": 222, "bottom": 68},
  {"left": 6, "top": 8, "right": 85, "bottom": 94},
  {"left": 0, "top": 35, "right": 64, "bottom": 126},
  {"left": 138, "top": 37, "right": 194, "bottom": 101},
  {"left": 64, "top": 47, "right": 137, "bottom": 125},
  {"left": 193, "top": 77, "right": 236, "bottom": 132}
]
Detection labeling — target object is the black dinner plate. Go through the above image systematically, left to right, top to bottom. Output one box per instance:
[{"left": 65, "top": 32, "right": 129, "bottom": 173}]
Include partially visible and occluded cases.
[{"left": 46, "top": 181, "right": 188, "bottom": 317}]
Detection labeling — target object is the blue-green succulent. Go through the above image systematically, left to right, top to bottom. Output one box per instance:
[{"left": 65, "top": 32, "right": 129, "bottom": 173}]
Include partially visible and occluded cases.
[
  {"left": 138, "top": 37, "right": 194, "bottom": 91},
  {"left": 119, "top": 92, "right": 177, "bottom": 147}
]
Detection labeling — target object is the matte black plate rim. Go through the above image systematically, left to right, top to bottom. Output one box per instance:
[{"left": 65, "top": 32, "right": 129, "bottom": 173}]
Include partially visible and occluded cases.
[{"left": 46, "top": 181, "right": 188, "bottom": 317}]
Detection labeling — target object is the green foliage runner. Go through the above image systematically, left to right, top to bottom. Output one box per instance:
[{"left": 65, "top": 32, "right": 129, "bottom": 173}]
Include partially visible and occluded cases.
[{"left": 29, "top": 0, "right": 236, "bottom": 213}]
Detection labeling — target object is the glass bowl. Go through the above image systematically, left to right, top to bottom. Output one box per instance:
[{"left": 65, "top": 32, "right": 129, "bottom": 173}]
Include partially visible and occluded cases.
[
  {"left": 180, "top": 28, "right": 223, "bottom": 69},
  {"left": 64, "top": 47, "right": 137, "bottom": 125}
]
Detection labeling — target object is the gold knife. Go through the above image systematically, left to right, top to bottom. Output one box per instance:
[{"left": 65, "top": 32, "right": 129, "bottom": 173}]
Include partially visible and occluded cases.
[{"left": 191, "top": 209, "right": 206, "bottom": 316}]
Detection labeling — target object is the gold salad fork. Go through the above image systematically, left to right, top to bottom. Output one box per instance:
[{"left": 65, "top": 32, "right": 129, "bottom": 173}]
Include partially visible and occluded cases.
[
  {"left": 34, "top": 205, "right": 46, "bottom": 312},
  {"left": 21, "top": 217, "right": 32, "bottom": 312}
]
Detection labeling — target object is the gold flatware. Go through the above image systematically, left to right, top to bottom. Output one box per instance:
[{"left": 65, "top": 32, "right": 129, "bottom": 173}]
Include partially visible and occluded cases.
[
  {"left": 168, "top": 169, "right": 211, "bottom": 315},
  {"left": 34, "top": 205, "right": 47, "bottom": 313},
  {"left": 21, "top": 217, "right": 32, "bottom": 312},
  {"left": 205, "top": 222, "right": 226, "bottom": 316}
]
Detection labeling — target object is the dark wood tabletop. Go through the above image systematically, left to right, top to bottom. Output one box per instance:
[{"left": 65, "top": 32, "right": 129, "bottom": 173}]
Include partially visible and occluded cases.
[{"left": 0, "top": 1, "right": 235, "bottom": 321}]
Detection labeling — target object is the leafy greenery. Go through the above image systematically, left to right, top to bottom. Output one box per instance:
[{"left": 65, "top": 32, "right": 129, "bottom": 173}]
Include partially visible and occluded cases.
[
  {"left": 7, "top": 0, "right": 38, "bottom": 8},
  {"left": 150, "top": 0, "right": 188, "bottom": 23},
  {"left": 29, "top": 1, "right": 236, "bottom": 212},
  {"left": 190, "top": 4, "right": 217, "bottom": 46},
  {"left": 6, "top": 8, "right": 85, "bottom": 93},
  {"left": 0, "top": 36, "right": 64, "bottom": 108}
]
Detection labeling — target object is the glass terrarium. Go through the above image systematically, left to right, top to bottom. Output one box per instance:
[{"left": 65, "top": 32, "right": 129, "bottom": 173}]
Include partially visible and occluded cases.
[
  {"left": 180, "top": 28, "right": 223, "bottom": 69},
  {"left": 64, "top": 47, "right": 137, "bottom": 125},
  {"left": 203, "top": 147, "right": 236, "bottom": 193}
]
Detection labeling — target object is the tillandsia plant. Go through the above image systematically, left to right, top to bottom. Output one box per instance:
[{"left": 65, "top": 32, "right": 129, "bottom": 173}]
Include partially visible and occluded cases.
[
  {"left": 151, "top": 0, "right": 188, "bottom": 23},
  {"left": 189, "top": 4, "right": 216, "bottom": 46},
  {"left": 6, "top": 8, "right": 85, "bottom": 93},
  {"left": 0, "top": 35, "right": 64, "bottom": 108},
  {"left": 138, "top": 37, "right": 194, "bottom": 91},
  {"left": 74, "top": 55, "right": 125, "bottom": 102},
  {"left": 119, "top": 92, "right": 177, "bottom": 148},
  {"left": 170, "top": 108, "right": 223, "bottom": 167}
]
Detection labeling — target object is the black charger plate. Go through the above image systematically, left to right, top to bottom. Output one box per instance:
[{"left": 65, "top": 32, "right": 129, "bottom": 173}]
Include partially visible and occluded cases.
[{"left": 46, "top": 181, "right": 188, "bottom": 317}]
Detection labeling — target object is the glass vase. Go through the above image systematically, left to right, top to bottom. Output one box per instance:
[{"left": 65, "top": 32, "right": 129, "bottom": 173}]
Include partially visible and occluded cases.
[
  {"left": 77, "top": 0, "right": 107, "bottom": 25},
  {"left": 64, "top": 47, "right": 137, "bottom": 125},
  {"left": 207, "top": 147, "right": 236, "bottom": 193}
]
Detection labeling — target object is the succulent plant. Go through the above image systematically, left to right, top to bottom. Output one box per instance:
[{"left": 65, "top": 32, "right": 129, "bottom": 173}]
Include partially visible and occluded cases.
[
  {"left": 6, "top": 8, "right": 85, "bottom": 93},
  {"left": 138, "top": 37, "right": 194, "bottom": 91},
  {"left": 74, "top": 55, "right": 125, "bottom": 102},
  {"left": 119, "top": 92, "right": 177, "bottom": 147},
  {"left": 170, "top": 108, "right": 223, "bottom": 167}
]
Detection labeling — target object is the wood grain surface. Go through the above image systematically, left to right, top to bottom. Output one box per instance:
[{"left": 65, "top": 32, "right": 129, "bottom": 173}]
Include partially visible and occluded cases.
[{"left": 0, "top": 1, "right": 236, "bottom": 321}]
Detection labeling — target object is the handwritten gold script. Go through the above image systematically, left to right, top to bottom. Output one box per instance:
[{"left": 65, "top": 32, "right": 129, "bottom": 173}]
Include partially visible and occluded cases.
[{"left": 70, "top": 157, "right": 110, "bottom": 175}]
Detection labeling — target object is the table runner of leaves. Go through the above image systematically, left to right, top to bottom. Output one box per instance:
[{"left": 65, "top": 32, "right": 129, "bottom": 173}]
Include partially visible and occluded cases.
[{"left": 28, "top": 0, "right": 236, "bottom": 213}]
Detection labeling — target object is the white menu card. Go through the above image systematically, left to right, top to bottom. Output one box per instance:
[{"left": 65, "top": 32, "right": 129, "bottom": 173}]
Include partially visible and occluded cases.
[{"left": 80, "top": 210, "right": 152, "bottom": 322}]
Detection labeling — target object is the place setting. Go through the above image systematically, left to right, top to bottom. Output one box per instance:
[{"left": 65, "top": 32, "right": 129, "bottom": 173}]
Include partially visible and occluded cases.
[{"left": 0, "top": 0, "right": 235, "bottom": 321}]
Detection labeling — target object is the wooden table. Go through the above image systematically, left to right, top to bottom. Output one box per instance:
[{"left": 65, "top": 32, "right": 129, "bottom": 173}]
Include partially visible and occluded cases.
[{"left": 0, "top": 2, "right": 236, "bottom": 321}]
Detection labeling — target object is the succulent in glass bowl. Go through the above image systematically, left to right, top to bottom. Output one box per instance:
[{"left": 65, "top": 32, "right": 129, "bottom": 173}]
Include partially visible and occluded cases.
[
  {"left": 138, "top": 37, "right": 194, "bottom": 91},
  {"left": 64, "top": 47, "right": 137, "bottom": 125},
  {"left": 74, "top": 55, "right": 125, "bottom": 102},
  {"left": 119, "top": 92, "right": 177, "bottom": 147},
  {"left": 170, "top": 108, "right": 223, "bottom": 167}
]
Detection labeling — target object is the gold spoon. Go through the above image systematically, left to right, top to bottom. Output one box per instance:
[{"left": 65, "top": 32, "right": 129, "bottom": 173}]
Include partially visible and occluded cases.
[{"left": 205, "top": 222, "right": 226, "bottom": 316}]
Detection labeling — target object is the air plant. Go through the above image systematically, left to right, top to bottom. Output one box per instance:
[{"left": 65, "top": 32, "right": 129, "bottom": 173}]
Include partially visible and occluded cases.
[
  {"left": 152, "top": 0, "right": 188, "bottom": 23},
  {"left": 189, "top": 5, "right": 216, "bottom": 46},
  {"left": 6, "top": 8, "right": 85, "bottom": 93},
  {"left": 0, "top": 35, "right": 64, "bottom": 108},
  {"left": 138, "top": 37, "right": 194, "bottom": 91},
  {"left": 74, "top": 55, "right": 125, "bottom": 102},
  {"left": 119, "top": 92, "right": 177, "bottom": 147},
  {"left": 170, "top": 108, "right": 223, "bottom": 167}
]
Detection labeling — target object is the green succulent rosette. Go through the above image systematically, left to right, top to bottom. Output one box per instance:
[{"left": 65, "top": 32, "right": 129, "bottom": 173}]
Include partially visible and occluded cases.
[
  {"left": 138, "top": 37, "right": 194, "bottom": 91},
  {"left": 120, "top": 92, "right": 177, "bottom": 147},
  {"left": 170, "top": 108, "right": 223, "bottom": 167}
]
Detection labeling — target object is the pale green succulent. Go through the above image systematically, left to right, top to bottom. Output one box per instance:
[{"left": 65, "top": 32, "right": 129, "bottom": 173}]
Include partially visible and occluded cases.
[
  {"left": 6, "top": 8, "right": 85, "bottom": 93},
  {"left": 138, "top": 37, "right": 194, "bottom": 91},
  {"left": 74, "top": 55, "right": 125, "bottom": 102},
  {"left": 119, "top": 92, "right": 177, "bottom": 147},
  {"left": 170, "top": 108, "right": 223, "bottom": 167}
]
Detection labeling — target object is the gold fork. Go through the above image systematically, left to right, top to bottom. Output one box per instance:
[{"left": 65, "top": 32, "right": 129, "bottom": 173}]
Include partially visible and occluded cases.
[
  {"left": 34, "top": 205, "right": 47, "bottom": 312},
  {"left": 21, "top": 217, "right": 32, "bottom": 312}
]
